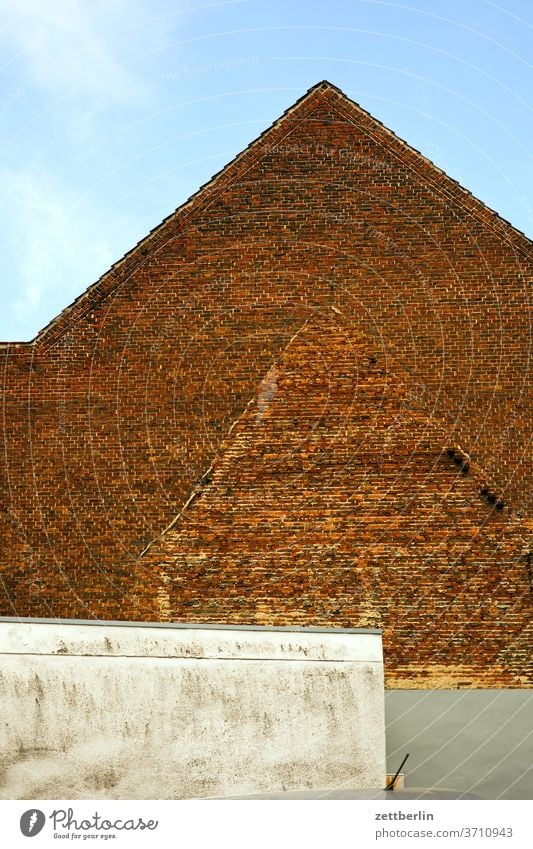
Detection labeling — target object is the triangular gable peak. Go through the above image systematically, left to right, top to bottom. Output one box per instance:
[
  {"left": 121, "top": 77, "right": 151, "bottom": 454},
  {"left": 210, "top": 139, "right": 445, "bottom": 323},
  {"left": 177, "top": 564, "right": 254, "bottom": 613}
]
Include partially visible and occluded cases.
[{"left": 32, "top": 80, "right": 533, "bottom": 352}]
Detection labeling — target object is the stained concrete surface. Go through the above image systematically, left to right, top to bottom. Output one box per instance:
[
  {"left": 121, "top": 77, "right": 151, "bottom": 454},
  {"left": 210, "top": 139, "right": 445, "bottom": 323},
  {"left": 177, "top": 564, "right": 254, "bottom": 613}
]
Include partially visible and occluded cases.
[
  {"left": 2, "top": 619, "right": 530, "bottom": 801},
  {"left": 0, "top": 620, "right": 385, "bottom": 799}
]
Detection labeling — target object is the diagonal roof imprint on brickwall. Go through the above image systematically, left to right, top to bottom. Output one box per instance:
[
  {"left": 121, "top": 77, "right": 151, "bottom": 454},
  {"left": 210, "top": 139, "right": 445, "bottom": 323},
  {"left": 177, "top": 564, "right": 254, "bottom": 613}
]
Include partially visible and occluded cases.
[
  {"left": 135, "top": 313, "right": 531, "bottom": 686},
  {"left": 141, "top": 313, "right": 520, "bottom": 559},
  {"left": 138, "top": 318, "right": 314, "bottom": 557}
]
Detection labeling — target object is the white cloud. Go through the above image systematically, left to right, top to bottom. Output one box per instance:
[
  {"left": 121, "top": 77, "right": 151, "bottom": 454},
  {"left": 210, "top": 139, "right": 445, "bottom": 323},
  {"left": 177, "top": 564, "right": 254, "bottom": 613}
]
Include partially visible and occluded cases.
[
  {"left": 0, "top": 1, "right": 181, "bottom": 339},
  {"left": 2, "top": 166, "right": 134, "bottom": 338}
]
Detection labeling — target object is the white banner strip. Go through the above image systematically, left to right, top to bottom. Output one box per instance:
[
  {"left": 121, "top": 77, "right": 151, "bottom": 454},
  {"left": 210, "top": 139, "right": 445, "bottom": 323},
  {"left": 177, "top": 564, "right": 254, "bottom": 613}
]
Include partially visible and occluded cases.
[{"left": 1, "top": 799, "right": 531, "bottom": 848}]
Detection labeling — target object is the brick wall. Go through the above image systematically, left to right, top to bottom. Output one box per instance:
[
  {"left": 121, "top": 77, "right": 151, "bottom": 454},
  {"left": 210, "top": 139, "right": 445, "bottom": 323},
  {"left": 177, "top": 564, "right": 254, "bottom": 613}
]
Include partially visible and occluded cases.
[{"left": 1, "top": 82, "right": 531, "bottom": 685}]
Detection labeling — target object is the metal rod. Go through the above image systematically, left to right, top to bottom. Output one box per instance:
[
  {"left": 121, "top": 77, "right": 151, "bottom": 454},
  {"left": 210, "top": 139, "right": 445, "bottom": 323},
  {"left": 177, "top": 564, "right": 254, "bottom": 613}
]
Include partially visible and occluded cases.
[{"left": 385, "top": 753, "right": 410, "bottom": 791}]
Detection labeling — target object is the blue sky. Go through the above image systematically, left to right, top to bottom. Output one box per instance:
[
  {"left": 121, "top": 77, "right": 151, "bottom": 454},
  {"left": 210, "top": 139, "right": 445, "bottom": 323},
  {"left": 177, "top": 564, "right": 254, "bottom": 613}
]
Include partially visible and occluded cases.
[{"left": 1, "top": 0, "right": 532, "bottom": 341}]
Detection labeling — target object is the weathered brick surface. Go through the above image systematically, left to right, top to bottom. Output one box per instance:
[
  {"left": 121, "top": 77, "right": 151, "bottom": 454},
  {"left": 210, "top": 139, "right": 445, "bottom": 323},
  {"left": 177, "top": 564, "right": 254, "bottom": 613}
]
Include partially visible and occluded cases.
[
  {"left": 0, "top": 82, "right": 531, "bottom": 685},
  {"left": 137, "top": 315, "right": 532, "bottom": 686}
]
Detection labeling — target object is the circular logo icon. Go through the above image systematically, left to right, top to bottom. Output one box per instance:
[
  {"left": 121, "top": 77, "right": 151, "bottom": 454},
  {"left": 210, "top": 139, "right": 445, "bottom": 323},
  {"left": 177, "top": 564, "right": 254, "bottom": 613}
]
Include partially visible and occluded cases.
[{"left": 20, "top": 810, "right": 46, "bottom": 837}]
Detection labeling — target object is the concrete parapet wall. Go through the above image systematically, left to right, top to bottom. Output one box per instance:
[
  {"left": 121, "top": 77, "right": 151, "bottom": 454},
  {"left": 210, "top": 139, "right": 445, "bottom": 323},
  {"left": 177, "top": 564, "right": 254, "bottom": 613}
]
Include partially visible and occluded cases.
[{"left": 0, "top": 620, "right": 385, "bottom": 799}]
